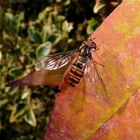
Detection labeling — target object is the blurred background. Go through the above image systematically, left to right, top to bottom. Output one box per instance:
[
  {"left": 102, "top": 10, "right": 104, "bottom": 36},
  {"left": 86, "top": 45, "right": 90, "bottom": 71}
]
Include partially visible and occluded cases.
[{"left": 0, "top": 0, "right": 121, "bottom": 140}]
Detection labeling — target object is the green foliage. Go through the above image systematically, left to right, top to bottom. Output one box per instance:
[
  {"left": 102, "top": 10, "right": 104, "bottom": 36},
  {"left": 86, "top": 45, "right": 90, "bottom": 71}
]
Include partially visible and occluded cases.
[{"left": 0, "top": 0, "right": 120, "bottom": 139}]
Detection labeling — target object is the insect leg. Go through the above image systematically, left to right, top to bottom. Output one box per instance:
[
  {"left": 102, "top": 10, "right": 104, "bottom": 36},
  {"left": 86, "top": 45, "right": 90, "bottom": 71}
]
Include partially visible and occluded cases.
[{"left": 93, "top": 60, "right": 104, "bottom": 67}]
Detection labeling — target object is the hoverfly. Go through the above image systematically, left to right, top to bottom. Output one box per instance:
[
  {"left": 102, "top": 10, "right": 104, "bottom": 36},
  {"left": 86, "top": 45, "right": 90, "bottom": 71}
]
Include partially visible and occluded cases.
[{"left": 36, "top": 37, "right": 108, "bottom": 98}]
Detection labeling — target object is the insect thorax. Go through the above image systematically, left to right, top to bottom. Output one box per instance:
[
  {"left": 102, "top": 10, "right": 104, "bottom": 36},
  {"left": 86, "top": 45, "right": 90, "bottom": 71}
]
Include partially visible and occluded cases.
[
  {"left": 79, "top": 45, "right": 93, "bottom": 59},
  {"left": 78, "top": 56, "right": 87, "bottom": 63}
]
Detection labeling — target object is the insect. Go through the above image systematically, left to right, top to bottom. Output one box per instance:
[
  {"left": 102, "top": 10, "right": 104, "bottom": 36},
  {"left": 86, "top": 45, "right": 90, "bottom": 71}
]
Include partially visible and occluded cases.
[{"left": 36, "top": 37, "right": 108, "bottom": 98}]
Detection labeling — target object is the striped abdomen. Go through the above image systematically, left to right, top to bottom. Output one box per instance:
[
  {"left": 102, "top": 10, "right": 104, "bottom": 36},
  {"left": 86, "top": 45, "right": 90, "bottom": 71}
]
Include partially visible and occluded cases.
[{"left": 68, "top": 60, "right": 86, "bottom": 87}]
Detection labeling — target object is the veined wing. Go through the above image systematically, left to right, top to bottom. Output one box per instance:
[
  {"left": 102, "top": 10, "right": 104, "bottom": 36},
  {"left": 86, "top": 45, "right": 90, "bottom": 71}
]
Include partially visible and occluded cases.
[
  {"left": 36, "top": 49, "right": 78, "bottom": 70},
  {"left": 92, "top": 61, "right": 109, "bottom": 100}
]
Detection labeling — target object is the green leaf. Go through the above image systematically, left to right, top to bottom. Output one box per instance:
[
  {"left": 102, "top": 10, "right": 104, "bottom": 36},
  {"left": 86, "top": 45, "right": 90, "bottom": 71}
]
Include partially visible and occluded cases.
[
  {"left": 93, "top": 1, "right": 105, "bottom": 14},
  {"left": 0, "top": 7, "right": 4, "bottom": 42},
  {"left": 0, "top": 7, "right": 4, "bottom": 27},
  {"left": 5, "top": 13, "right": 21, "bottom": 34},
  {"left": 10, "top": 15, "right": 20, "bottom": 34},
  {"left": 86, "top": 18, "right": 99, "bottom": 34},
  {"left": 62, "top": 21, "right": 73, "bottom": 33},
  {"left": 28, "top": 27, "right": 42, "bottom": 43},
  {"left": 46, "top": 34, "right": 61, "bottom": 45},
  {"left": 36, "top": 41, "right": 52, "bottom": 58},
  {"left": 0, "top": 51, "right": 2, "bottom": 62},
  {"left": 6, "top": 52, "right": 14, "bottom": 61},
  {"left": 28, "top": 52, "right": 36, "bottom": 60},
  {"left": 9, "top": 67, "right": 22, "bottom": 77},
  {"left": 8, "top": 87, "right": 19, "bottom": 96},
  {"left": 21, "top": 88, "right": 31, "bottom": 100},
  {"left": 0, "top": 98, "right": 8, "bottom": 106},
  {"left": 10, "top": 102, "right": 27, "bottom": 123},
  {"left": 24, "top": 107, "right": 36, "bottom": 127}
]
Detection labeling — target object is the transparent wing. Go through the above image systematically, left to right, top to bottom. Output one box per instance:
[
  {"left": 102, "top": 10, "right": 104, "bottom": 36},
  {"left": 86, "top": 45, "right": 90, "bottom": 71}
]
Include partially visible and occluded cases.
[
  {"left": 36, "top": 49, "right": 78, "bottom": 70},
  {"left": 85, "top": 60, "right": 108, "bottom": 101},
  {"left": 92, "top": 61, "right": 109, "bottom": 100}
]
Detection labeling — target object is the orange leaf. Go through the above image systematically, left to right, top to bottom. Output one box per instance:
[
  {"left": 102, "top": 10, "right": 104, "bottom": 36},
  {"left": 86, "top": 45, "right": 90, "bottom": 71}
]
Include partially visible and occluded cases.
[
  {"left": 43, "top": 0, "right": 140, "bottom": 140},
  {"left": 90, "top": 90, "right": 140, "bottom": 140}
]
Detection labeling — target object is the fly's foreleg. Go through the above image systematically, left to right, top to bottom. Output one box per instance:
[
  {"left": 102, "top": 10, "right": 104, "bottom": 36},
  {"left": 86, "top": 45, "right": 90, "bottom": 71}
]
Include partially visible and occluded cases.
[{"left": 92, "top": 60, "right": 104, "bottom": 67}]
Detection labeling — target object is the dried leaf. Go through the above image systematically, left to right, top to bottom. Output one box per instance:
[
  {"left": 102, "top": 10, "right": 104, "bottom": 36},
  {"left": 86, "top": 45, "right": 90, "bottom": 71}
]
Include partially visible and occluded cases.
[{"left": 6, "top": 68, "right": 66, "bottom": 87}]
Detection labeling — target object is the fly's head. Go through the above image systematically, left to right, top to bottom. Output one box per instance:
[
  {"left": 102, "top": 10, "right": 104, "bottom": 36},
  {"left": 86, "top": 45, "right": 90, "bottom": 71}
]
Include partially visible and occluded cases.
[{"left": 79, "top": 39, "right": 97, "bottom": 59}]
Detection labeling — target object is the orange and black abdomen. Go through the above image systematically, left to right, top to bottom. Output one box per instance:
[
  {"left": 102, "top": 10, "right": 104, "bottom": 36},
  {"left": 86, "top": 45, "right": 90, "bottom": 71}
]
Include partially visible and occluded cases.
[{"left": 68, "top": 60, "right": 86, "bottom": 87}]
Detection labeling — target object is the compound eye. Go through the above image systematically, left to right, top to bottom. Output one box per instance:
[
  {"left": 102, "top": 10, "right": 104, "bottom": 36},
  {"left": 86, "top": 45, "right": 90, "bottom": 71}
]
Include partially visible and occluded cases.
[{"left": 92, "top": 42, "right": 97, "bottom": 49}]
